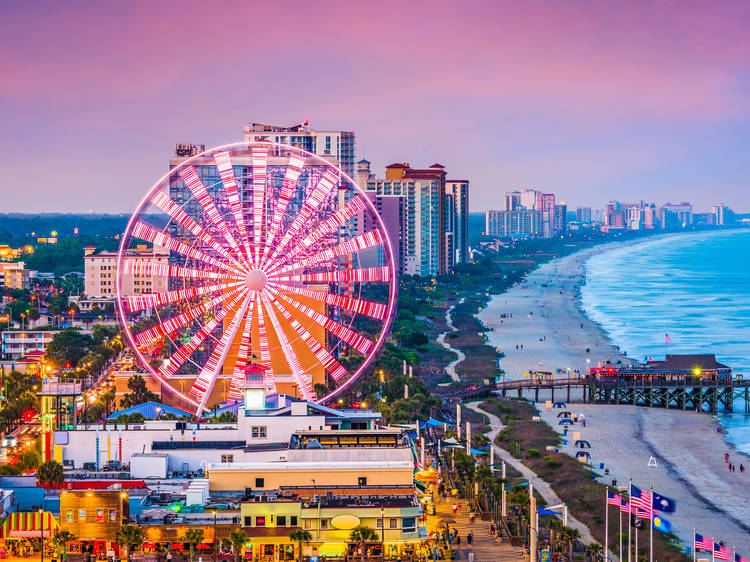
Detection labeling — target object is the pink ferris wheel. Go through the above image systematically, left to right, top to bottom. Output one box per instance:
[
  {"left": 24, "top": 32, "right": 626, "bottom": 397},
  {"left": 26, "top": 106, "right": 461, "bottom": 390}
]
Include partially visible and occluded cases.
[{"left": 116, "top": 141, "right": 396, "bottom": 414}]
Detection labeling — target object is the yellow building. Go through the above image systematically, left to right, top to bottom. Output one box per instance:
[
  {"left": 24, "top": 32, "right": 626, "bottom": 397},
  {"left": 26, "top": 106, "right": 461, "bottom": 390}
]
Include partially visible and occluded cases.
[{"left": 240, "top": 494, "right": 424, "bottom": 560}]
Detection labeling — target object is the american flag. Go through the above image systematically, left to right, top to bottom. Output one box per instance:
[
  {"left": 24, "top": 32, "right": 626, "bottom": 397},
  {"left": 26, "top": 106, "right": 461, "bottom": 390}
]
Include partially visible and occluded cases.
[
  {"left": 631, "top": 485, "right": 652, "bottom": 514},
  {"left": 607, "top": 491, "right": 621, "bottom": 506},
  {"left": 620, "top": 498, "right": 631, "bottom": 514},
  {"left": 695, "top": 533, "right": 713, "bottom": 552},
  {"left": 715, "top": 544, "right": 730, "bottom": 561},
  {"left": 735, "top": 554, "right": 748, "bottom": 562}
]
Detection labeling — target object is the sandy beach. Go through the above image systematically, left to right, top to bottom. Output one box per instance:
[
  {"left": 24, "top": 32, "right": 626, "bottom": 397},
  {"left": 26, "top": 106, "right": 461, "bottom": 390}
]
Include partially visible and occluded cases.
[
  {"left": 478, "top": 239, "right": 750, "bottom": 554},
  {"left": 478, "top": 243, "right": 636, "bottom": 380}
]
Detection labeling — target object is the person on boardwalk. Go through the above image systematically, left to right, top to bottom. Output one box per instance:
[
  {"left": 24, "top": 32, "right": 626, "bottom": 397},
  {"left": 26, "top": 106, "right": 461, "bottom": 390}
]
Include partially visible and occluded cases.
[
  {"left": 452, "top": 503, "right": 458, "bottom": 514},
  {"left": 467, "top": 531, "right": 473, "bottom": 546},
  {"left": 467, "top": 550, "right": 476, "bottom": 562}
]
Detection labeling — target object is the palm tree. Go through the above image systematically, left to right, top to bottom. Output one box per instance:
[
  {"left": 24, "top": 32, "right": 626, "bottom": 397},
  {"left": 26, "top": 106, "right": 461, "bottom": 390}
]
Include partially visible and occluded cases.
[
  {"left": 37, "top": 460, "right": 65, "bottom": 487},
  {"left": 115, "top": 524, "right": 144, "bottom": 562},
  {"left": 349, "top": 525, "right": 378, "bottom": 562},
  {"left": 559, "top": 526, "right": 581, "bottom": 562},
  {"left": 180, "top": 528, "right": 205, "bottom": 562},
  {"left": 226, "top": 529, "right": 248, "bottom": 562},
  {"left": 289, "top": 529, "right": 312, "bottom": 562},
  {"left": 53, "top": 530, "right": 75, "bottom": 562},
  {"left": 587, "top": 542, "right": 604, "bottom": 562}
]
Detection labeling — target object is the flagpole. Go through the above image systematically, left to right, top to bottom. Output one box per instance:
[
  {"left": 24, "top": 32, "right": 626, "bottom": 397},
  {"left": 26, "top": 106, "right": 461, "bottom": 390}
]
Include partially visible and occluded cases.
[
  {"left": 628, "top": 478, "right": 632, "bottom": 562},
  {"left": 649, "top": 485, "right": 654, "bottom": 562},
  {"left": 605, "top": 487, "right": 609, "bottom": 562},
  {"left": 619, "top": 504, "right": 623, "bottom": 562},
  {"left": 635, "top": 523, "right": 638, "bottom": 562},
  {"left": 693, "top": 529, "right": 696, "bottom": 562},
  {"left": 712, "top": 538, "right": 715, "bottom": 562}
]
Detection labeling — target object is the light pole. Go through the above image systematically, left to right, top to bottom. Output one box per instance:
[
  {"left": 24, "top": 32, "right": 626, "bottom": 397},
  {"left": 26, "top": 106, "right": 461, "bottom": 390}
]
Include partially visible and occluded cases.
[
  {"left": 39, "top": 507, "right": 44, "bottom": 562},
  {"left": 380, "top": 507, "right": 385, "bottom": 561},
  {"left": 213, "top": 511, "right": 217, "bottom": 562}
]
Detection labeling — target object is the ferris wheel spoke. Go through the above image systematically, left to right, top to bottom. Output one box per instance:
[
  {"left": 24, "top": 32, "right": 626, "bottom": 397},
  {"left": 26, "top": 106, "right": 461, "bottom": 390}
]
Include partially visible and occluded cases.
[
  {"left": 250, "top": 146, "right": 268, "bottom": 265},
  {"left": 215, "top": 151, "right": 253, "bottom": 264},
  {"left": 260, "top": 154, "right": 305, "bottom": 268},
  {"left": 178, "top": 166, "right": 250, "bottom": 268},
  {"left": 266, "top": 168, "right": 339, "bottom": 266},
  {"left": 151, "top": 191, "right": 243, "bottom": 268},
  {"left": 277, "top": 196, "right": 368, "bottom": 266},
  {"left": 132, "top": 221, "right": 243, "bottom": 275},
  {"left": 270, "top": 231, "right": 383, "bottom": 277},
  {"left": 122, "top": 261, "right": 240, "bottom": 282},
  {"left": 274, "top": 266, "right": 391, "bottom": 285},
  {"left": 125, "top": 281, "right": 244, "bottom": 313},
  {"left": 268, "top": 282, "right": 387, "bottom": 321},
  {"left": 133, "top": 286, "right": 245, "bottom": 350},
  {"left": 268, "top": 288, "right": 374, "bottom": 355},
  {"left": 157, "top": 290, "right": 244, "bottom": 379},
  {"left": 254, "top": 292, "right": 276, "bottom": 391},
  {"left": 190, "top": 293, "right": 253, "bottom": 414},
  {"left": 260, "top": 293, "right": 315, "bottom": 401},
  {"left": 266, "top": 294, "right": 349, "bottom": 382},
  {"left": 228, "top": 304, "right": 257, "bottom": 400}
]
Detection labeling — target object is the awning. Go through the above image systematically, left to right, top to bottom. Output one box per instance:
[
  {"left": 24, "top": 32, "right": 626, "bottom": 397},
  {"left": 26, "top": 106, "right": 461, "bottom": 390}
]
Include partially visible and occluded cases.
[
  {"left": 0, "top": 511, "right": 59, "bottom": 538},
  {"left": 318, "top": 543, "right": 347, "bottom": 556}
]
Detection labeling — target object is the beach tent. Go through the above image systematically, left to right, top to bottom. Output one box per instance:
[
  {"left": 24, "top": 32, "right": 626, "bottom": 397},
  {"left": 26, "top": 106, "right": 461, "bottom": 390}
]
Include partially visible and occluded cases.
[
  {"left": 553, "top": 402, "right": 567, "bottom": 408},
  {"left": 557, "top": 411, "right": 573, "bottom": 418},
  {"left": 421, "top": 417, "right": 454, "bottom": 427},
  {"left": 558, "top": 418, "right": 574, "bottom": 425},
  {"left": 441, "top": 437, "right": 463, "bottom": 448},
  {"left": 575, "top": 440, "right": 591, "bottom": 448},
  {"left": 469, "top": 448, "right": 489, "bottom": 455},
  {"left": 575, "top": 451, "right": 591, "bottom": 459}
]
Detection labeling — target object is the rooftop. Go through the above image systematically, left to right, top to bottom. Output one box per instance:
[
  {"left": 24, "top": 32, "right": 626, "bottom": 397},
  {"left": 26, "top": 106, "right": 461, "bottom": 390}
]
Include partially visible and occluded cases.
[{"left": 649, "top": 354, "right": 730, "bottom": 371}]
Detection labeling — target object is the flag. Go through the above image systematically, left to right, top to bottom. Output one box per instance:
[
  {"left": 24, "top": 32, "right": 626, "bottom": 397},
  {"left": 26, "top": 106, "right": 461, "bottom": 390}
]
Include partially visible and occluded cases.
[
  {"left": 665, "top": 333, "right": 671, "bottom": 344},
  {"left": 630, "top": 485, "right": 653, "bottom": 514},
  {"left": 607, "top": 491, "right": 621, "bottom": 506},
  {"left": 652, "top": 492, "right": 676, "bottom": 513},
  {"left": 620, "top": 498, "right": 631, "bottom": 514},
  {"left": 636, "top": 508, "right": 652, "bottom": 520},
  {"left": 629, "top": 513, "right": 645, "bottom": 529},
  {"left": 652, "top": 514, "right": 671, "bottom": 534},
  {"left": 694, "top": 534, "right": 713, "bottom": 552},
  {"left": 715, "top": 544, "right": 731, "bottom": 561},
  {"left": 735, "top": 553, "right": 749, "bottom": 562}
]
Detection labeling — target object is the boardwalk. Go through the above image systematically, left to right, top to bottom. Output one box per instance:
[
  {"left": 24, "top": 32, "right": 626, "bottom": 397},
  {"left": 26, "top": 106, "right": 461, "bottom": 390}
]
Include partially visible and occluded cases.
[{"left": 427, "top": 494, "right": 522, "bottom": 561}]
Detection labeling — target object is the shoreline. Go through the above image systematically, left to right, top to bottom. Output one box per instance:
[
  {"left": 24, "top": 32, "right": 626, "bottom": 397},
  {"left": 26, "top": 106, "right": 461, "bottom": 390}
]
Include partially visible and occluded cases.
[{"left": 477, "top": 234, "right": 750, "bottom": 553}]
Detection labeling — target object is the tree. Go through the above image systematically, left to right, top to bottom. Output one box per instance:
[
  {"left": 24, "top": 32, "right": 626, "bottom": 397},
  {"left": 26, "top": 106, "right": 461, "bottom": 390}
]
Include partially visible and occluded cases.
[
  {"left": 45, "top": 328, "right": 94, "bottom": 368},
  {"left": 120, "top": 374, "right": 158, "bottom": 408},
  {"left": 16, "top": 448, "right": 41, "bottom": 473},
  {"left": 37, "top": 460, "right": 65, "bottom": 487},
  {"left": 115, "top": 524, "right": 144, "bottom": 562},
  {"left": 349, "top": 525, "right": 378, "bottom": 562},
  {"left": 559, "top": 526, "right": 581, "bottom": 562},
  {"left": 180, "top": 528, "right": 205, "bottom": 562},
  {"left": 227, "top": 529, "right": 249, "bottom": 562},
  {"left": 288, "top": 529, "right": 312, "bottom": 562},
  {"left": 53, "top": 530, "right": 76, "bottom": 562}
]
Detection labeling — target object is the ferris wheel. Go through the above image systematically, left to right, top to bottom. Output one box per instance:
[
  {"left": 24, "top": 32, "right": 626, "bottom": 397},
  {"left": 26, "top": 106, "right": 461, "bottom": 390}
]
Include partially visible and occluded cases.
[{"left": 116, "top": 141, "right": 396, "bottom": 414}]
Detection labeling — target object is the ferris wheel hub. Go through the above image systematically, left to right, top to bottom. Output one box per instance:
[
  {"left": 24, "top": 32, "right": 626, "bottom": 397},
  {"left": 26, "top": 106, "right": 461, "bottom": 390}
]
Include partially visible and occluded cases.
[{"left": 245, "top": 268, "right": 268, "bottom": 291}]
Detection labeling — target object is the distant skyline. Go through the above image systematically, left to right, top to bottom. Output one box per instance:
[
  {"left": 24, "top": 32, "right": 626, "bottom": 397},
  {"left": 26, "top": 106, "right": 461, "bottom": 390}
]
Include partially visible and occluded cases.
[{"left": 1, "top": 0, "right": 749, "bottom": 213}]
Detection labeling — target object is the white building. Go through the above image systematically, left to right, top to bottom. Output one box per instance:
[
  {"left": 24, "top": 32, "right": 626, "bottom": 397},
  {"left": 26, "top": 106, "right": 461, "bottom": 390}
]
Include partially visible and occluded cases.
[
  {"left": 445, "top": 180, "right": 469, "bottom": 265},
  {"left": 84, "top": 245, "right": 169, "bottom": 298},
  {"left": 1, "top": 329, "right": 60, "bottom": 359}
]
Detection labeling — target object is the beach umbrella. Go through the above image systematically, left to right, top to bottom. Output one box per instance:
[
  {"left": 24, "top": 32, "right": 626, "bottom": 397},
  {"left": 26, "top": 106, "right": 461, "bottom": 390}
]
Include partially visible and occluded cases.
[
  {"left": 558, "top": 418, "right": 574, "bottom": 425},
  {"left": 142, "top": 543, "right": 157, "bottom": 549},
  {"left": 170, "top": 544, "right": 184, "bottom": 550},
  {"left": 196, "top": 544, "right": 212, "bottom": 550}
]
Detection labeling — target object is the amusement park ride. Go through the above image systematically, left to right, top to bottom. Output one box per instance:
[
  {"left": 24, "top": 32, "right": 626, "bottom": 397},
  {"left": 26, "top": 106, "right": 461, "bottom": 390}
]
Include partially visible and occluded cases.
[{"left": 115, "top": 141, "right": 397, "bottom": 415}]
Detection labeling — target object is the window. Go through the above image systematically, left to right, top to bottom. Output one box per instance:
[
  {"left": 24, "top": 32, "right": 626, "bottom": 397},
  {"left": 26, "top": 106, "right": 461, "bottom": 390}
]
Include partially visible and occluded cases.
[
  {"left": 351, "top": 422, "right": 368, "bottom": 430},
  {"left": 251, "top": 426, "right": 267, "bottom": 438},
  {"left": 221, "top": 454, "right": 234, "bottom": 463},
  {"left": 255, "top": 477, "right": 265, "bottom": 488},
  {"left": 358, "top": 477, "right": 367, "bottom": 486},
  {"left": 79, "top": 509, "right": 86, "bottom": 520},
  {"left": 277, "top": 515, "right": 287, "bottom": 526},
  {"left": 244, "top": 516, "right": 252, "bottom": 527},
  {"left": 255, "top": 516, "right": 265, "bottom": 527},
  {"left": 290, "top": 516, "right": 298, "bottom": 526},
  {"left": 402, "top": 517, "right": 416, "bottom": 532},
  {"left": 389, "top": 518, "right": 398, "bottom": 529},
  {"left": 303, "top": 519, "right": 314, "bottom": 530},
  {"left": 320, "top": 519, "right": 328, "bottom": 529},
  {"left": 376, "top": 519, "right": 382, "bottom": 529}
]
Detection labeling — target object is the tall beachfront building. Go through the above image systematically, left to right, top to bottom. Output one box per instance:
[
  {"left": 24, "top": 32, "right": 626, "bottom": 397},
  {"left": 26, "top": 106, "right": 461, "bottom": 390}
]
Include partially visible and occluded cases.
[
  {"left": 358, "top": 161, "right": 450, "bottom": 276},
  {"left": 445, "top": 180, "right": 469, "bottom": 266},
  {"left": 487, "top": 188, "right": 561, "bottom": 238},
  {"left": 712, "top": 204, "right": 734, "bottom": 226},
  {"left": 485, "top": 209, "right": 542, "bottom": 237}
]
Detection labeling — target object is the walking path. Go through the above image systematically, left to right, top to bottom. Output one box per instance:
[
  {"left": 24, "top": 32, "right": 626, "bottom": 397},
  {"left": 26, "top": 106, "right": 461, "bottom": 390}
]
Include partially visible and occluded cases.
[
  {"left": 436, "top": 298, "right": 465, "bottom": 383},
  {"left": 466, "top": 402, "right": 598, "bottom": 548},
  {"left": 427, "top": 493, "right": 522, "bottom": 561}
]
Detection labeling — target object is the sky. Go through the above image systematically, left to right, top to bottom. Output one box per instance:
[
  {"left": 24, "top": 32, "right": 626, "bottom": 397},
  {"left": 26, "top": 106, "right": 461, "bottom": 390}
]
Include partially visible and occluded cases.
[{"left": 1, "top": 0, "right": 749, "bottom": 213}]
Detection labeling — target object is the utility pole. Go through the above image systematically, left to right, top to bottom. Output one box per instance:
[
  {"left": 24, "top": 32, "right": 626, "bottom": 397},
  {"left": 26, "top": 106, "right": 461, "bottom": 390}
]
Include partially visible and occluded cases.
[{"left": 529, "top": 483, "right": 537, "bottom": 562}]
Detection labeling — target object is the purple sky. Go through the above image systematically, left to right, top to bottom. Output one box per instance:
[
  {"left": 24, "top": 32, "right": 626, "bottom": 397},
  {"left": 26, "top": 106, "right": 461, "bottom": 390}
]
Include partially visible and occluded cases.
[{"left": 1, "top": 0, "right": 749, "bottom": 213}]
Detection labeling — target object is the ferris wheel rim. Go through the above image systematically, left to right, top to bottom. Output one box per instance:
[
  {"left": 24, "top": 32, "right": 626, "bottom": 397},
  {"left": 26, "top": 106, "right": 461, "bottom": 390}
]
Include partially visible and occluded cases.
[{"left": 116, "top": 140, "right": 397, "bottom": 411}]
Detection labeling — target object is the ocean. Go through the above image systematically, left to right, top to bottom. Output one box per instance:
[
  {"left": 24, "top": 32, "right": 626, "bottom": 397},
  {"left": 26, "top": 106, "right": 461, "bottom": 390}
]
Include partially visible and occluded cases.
[{"left": 580, "top": 229, "right": 750, "bottom": 452}]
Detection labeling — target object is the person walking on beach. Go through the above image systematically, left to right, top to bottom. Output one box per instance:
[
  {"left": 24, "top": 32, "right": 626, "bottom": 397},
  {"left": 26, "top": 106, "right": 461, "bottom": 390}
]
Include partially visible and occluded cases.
[
  {"left": 741, "top": 464, "right": 745, "bottom": 472},
  {"left": 467, "top": 549, "right": 475, "bottom": 562}
]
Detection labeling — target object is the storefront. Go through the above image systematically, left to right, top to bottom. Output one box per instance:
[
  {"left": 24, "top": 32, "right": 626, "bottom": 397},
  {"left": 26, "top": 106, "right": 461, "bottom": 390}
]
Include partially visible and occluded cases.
[{"left": 0, "top": 511, "right": 59, "bottom": 558}]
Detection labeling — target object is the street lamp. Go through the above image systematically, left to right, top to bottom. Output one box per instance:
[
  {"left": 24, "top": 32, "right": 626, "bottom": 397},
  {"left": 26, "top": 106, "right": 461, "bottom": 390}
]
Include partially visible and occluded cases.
[
  {"left": 39, "top": 507, "right": 44, "bottom": 562},
  {"left": 380, "top": 507, "right": 385, "bottom": 561}
]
